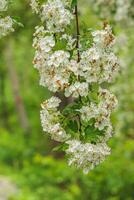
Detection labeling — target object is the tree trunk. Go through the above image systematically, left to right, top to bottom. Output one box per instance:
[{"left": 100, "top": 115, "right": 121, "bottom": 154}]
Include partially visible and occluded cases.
[{"left": 4, "top": 39, "right": 30, "bottom": 134}]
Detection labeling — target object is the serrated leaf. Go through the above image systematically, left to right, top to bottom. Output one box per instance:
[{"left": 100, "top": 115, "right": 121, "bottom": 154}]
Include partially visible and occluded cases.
[
  {"left": 62, "top": 102, "right": 81, "bottom": 116},
  {"left": 84, "top": 125, "right": 104, "bottom": 143},
  {"left": 52, "top": 143, "right": 68, "bottom": 152}
]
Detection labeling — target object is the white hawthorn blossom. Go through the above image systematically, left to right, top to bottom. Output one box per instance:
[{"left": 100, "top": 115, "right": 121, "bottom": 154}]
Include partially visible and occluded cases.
[
  {"left": 0, "top": 0, "right": 14, "bottom": 38},
  {"left": 0, "top": 0, "right": 8, "bottom": 11},
  {"left": 30, "top": 0, "right": 40, "bottom": 14},
  {"left": 32, "top": 0, "right": 120, "bottom": 173},
  {"left": 41, "top": 0, "right": 73, "bottom": 32},
  {"left": 88, "top": 0, "right": 134, "bottom": 25},
  {"left": 114, "top": 0, "right": 134, "bottom": 24},
  {"left": 0, "top": 16, "right": 14, "bottom": 38},
  {"left": 92, "top": 25, "right": 115, "bottom": 48},
  {"left": 79, "top": 26, "right": 119, "bottom": 83},
  {"left": 61, "top": 34, "right": 76, "bottom": 50},
  {"left": 38, "top": 36, "right": 55, "bottom": 52},
  {"left": 39, "top": 50, "right": 71, "bottom": 92},
  {"left": 65, "top": 82, "right": 89, "bottom": 98},
  {"left": 80, "top": 88, "right": 118, "bottom": 131},
  {"left": 40, "top": 96, "right": 70, "bottom": 142},
  {"left": 41, "top": 96, "right": 61, "bottom": 110},
  {"left": 66, "top": 140, "right": 111, "bottom": 174}
]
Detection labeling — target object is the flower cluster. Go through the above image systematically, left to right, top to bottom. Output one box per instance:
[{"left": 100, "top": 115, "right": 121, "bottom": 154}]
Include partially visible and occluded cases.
[
  {"left": 0, "top": 0, "right": 14, "bottom": 38},
  {"left": 30, "top": 0, "right": 40, "bottom": 14},
  {"left": 32, "top": 0, "right": 119, "bottom": 173},
  {"left": 41, "top": 0, "right": 73, "bottom": 32},
  {"left": 88, "top": 0, "right": 134, "bottom": 26},
  {"left": 78, "top": 25, "right": 119, "bottom": 84},
  {"left": 80, "top": 88, "right": 117, "bottom": 140},
  {"left": 40, "top": 96, "right": 70, "bottom": 142},
  {"left": 66, "top": 140, "right": 111, "bottom": 174}
]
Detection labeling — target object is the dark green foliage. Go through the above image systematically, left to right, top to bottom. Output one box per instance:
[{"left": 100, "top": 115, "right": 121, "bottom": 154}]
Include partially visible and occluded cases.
[{"left": 71, "top": 0, "right": 77, "bottom": 8}]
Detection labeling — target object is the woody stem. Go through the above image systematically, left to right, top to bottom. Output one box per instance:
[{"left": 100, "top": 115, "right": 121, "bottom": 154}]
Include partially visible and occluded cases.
[{"left": 74, "top": 4, "right": 83, "bottom": 139}]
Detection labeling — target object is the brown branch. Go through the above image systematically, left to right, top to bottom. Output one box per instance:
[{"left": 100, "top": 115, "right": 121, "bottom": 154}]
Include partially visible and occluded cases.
[
  {"left": 74, "top": 3, "right": 83, "bottom": 139},
  {"left": 74, "top": 5, "right": 80, "bottom": 63}
]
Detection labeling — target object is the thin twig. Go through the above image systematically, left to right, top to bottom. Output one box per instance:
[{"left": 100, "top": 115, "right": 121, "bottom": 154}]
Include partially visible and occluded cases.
[
  {"left": 74, "top": 4, "right": 83, "bottom": 139},
  {"left": 74, "top": 5, "right": 80, "bottom": 63}
]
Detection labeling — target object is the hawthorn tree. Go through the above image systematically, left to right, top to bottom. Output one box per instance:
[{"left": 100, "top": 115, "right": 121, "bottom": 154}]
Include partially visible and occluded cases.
[
  {"left": 0, "top": 0, "right": 121, "bottom": 174},
  {"left": 31, "top": 0, "right": 120, "bottom": 174}
]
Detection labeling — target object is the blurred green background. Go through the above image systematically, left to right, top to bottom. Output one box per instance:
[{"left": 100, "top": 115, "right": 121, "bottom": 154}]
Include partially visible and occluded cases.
[{"left": 0, "top": 1, "right": 134, "bottom": 199}]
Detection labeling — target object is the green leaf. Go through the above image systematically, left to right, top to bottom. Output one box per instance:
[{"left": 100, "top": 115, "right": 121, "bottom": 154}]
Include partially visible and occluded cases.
[
  {"left": 71, "top": 0, "right": 77, "bottom": 8},
  {"left": 91, "top": 83, "right": 99, "bottom": 92},
  {"left": 88, "top": 84, "right": 99, "bottom": 103},
  {"left": 62, "top": 102, "right": 81, "bottom": 116},
  {"left": 64, "top": 119, "right": 79, "bottom": 138},
  {"left": 68, "top": 120, "right": 78, "bottom": 132},
  {"left": 84, "top": 125, "right": 104, "bottom": 143},
  {"left": 52, "top": 143, "right": 69, "bottom": 152}
]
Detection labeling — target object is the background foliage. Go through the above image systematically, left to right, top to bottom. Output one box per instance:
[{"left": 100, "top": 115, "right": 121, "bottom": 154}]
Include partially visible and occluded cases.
[{"left": 0, "top": 1, "right": 134, "bottom": 199}]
